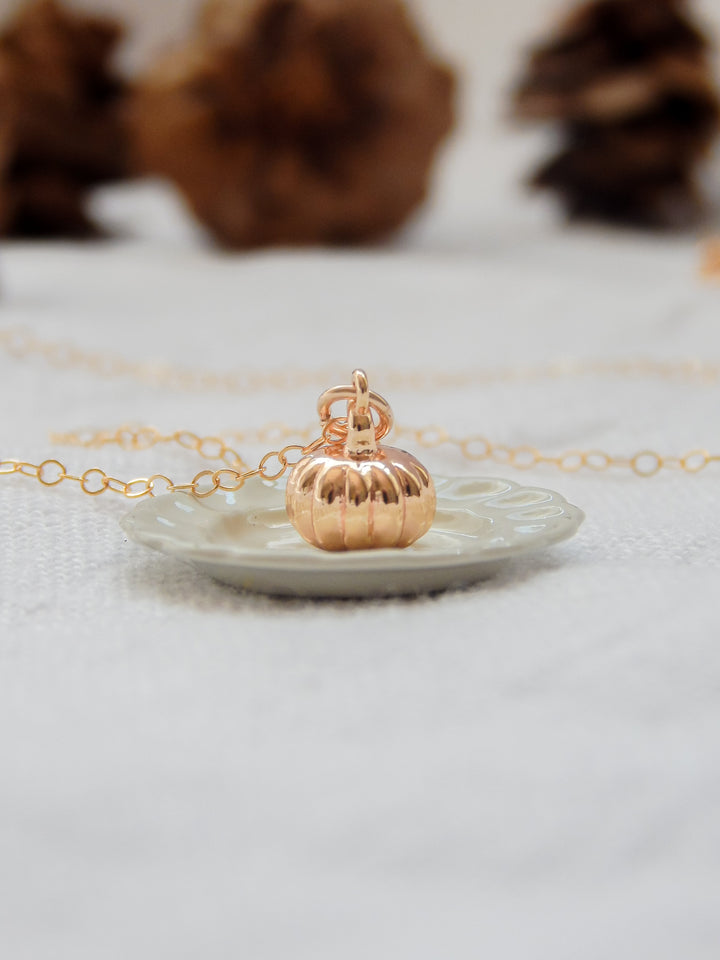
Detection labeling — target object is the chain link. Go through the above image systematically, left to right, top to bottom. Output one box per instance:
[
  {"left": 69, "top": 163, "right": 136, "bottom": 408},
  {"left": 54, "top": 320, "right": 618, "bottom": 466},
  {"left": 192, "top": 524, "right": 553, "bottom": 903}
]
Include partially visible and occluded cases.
[
  {"left": 701, "top": 238, "right": 720, "bottom": 281},
  {"left": 5, "top": 325, "right": 720, "bottom": 392},
  {"left": 3, "top": 326, "right": 720, "bottom": 498},
  {"left": 0, "top": 327, "right": 340, "bottom": 395},
  {"left": 3, "top": 421, "right": 719, "bottom": 500},
  {"left": 396, "top": 426, "right": 720, "bottom": 477},
  {"left": 0, "top": 437, "right": 326, "bottom": 499}
]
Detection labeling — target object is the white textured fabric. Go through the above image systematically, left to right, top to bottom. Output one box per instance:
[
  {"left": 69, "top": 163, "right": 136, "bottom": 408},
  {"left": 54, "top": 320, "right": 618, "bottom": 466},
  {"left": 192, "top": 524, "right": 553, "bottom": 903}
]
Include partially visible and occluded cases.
[{"left": 2, "top": 43, "right": 720, "bottom": 960}]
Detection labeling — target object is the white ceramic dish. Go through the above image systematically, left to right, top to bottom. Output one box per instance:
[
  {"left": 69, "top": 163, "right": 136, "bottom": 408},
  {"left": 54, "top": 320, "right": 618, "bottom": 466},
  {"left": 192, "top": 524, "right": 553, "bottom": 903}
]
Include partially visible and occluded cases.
[{"left": 120, "top": 475, "right": 584, "bottom": 598}]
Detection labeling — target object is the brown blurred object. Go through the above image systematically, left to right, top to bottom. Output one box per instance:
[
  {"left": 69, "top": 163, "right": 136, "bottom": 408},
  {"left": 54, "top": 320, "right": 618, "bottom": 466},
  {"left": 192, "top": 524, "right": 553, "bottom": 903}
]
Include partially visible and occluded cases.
[
  {"left": 0, "top": 0, "right": 127, "bottom": 237},
  {"left": 130, "top": 0, "right": 455, "bottom": 247},
  {"left": 513, "top": 0, "right": 720, "bottom": 229},
  {"left": 701, "top": 237, "right": 720, "bottom": 279}
]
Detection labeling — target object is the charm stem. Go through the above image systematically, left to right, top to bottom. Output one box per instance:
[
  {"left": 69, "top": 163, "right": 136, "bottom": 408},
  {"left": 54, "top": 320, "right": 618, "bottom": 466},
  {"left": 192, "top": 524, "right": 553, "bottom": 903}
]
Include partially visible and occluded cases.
[{"left": 345, "top": 370, "right": 377, "bottom": 460}]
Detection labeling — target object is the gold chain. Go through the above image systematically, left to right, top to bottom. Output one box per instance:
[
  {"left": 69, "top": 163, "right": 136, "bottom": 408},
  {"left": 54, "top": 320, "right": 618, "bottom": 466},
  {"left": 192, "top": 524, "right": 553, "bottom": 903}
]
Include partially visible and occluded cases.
[
  {"left": 701, "top": 238, "right": 720, "bottom": 280},
  {"left": 4, "top": 325, "right": 720, "bottom": 390},
  {"left": 2, "top": 326, "right": 720, "bottom": 498},
  {"left": 0, "top": 432, "right": 327, "bottom": 500}
]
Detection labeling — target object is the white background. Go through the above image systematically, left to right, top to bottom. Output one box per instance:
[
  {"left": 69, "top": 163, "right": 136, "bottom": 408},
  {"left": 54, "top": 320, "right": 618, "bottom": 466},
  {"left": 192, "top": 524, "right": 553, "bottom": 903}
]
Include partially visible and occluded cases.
[{"left": 2, "top": 1, "right": 720, "bottom": 958}]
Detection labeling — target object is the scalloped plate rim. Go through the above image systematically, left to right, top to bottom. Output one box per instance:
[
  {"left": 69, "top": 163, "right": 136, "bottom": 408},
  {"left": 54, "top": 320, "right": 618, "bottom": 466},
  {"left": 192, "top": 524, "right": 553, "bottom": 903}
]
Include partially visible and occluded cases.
[{"left": 120, "top": 474, "right": 584, "bottom": 593}]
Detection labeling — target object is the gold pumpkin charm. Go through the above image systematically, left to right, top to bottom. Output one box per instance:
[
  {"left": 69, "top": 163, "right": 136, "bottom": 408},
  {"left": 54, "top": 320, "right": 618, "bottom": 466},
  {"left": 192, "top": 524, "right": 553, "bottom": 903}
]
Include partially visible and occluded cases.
[{"left": 286, "top": 370, "right": 436, "bottom": 551}]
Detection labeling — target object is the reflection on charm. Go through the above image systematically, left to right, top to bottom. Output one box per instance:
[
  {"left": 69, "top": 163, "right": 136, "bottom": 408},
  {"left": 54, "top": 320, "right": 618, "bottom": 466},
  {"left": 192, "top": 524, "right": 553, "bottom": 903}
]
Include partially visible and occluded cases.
[{"left": 286, "top": 370, "right": 436, "bottom": 551}]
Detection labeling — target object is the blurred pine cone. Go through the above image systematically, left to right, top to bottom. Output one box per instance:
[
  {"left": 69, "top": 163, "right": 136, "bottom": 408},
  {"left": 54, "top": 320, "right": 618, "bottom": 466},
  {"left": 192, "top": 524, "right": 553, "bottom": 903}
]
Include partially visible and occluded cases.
[
  {"left": 0, "top": 0, "right": 127, "bottom": 237},
  {"left": 130, "top": 0, "right": 456, "bottom": 247},
  {"left": 513, "top": 0, "right": 720, "bottom": 228}
]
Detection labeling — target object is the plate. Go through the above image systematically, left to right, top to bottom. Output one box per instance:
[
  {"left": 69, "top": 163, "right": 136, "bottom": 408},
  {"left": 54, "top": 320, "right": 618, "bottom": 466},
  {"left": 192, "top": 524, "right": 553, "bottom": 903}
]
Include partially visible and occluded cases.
[{"left": 120, "top": 475, "right": 584, "bottom": 598}]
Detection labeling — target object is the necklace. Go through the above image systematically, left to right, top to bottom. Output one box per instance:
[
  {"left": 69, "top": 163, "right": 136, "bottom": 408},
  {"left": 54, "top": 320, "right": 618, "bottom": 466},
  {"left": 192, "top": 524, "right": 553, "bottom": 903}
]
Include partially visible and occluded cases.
[
  {"left": 702, "top": 238, "right": 720, "bottom": 280},
  {"left": 2, "top": 326, "right": 719, "bottom": 506}
]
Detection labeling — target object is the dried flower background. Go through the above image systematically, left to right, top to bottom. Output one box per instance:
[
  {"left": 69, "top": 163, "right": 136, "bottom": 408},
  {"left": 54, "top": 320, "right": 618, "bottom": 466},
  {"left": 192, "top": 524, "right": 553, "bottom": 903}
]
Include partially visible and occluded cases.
[
  {"left": 0, "top": 0, "right": 719, "bottom": 244},
  {"left": 0, "top": 0, "right": 454, "bottom": 244},
  {"left": 0, "top": 0, "right": 127, "bottom": 236},
  {"left": 131, "top": 0, "right": 454, "bottom": 246},
  {"left": 512, "top": 0, "right": 720, "bottom": 229}
]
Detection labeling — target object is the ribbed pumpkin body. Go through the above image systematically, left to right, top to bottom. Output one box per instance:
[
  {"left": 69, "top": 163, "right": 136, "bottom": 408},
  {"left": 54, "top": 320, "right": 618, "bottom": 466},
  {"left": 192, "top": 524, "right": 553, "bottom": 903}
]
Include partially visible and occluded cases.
[{"left": 286, "top": 444, "right": 436, "bottom": 551}]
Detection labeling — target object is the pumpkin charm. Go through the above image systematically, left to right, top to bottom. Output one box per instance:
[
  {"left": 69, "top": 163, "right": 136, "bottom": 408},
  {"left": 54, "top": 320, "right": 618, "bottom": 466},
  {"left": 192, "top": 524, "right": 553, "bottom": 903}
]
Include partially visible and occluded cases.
[{"left": 286, "top": 370, "right": 436, "bottom": 551}]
